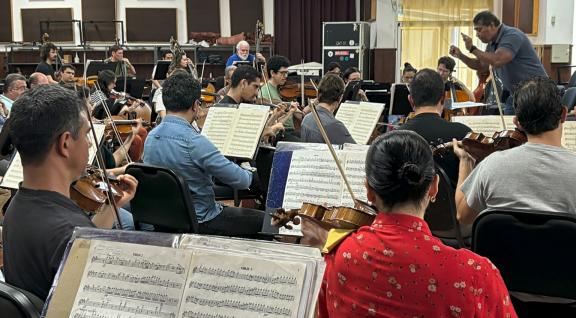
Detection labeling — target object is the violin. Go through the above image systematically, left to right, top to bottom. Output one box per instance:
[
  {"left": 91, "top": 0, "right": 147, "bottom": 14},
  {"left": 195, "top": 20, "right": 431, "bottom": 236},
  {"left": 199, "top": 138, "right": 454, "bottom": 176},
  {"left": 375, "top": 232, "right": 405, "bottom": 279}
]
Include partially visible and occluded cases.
[
  {"left": 201, "top": 83, "right": 217, "bottom": 104},
  {"left": 110, "top": 90, "right": 152, "bottom": 122},
  {"left": 104, "top": 118, "right": 152, "bottom": 139},
  {"left": 433, "top": 129, "right": 527, "bottom": 162},
  {"left": 70, "top": 166, "right": 125, "bottom": 213}
]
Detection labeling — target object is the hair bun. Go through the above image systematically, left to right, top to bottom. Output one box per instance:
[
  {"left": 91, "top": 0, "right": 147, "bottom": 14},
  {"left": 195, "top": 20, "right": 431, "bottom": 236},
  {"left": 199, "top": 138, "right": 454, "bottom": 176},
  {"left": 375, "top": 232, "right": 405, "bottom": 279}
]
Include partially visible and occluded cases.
[{"left": 397, "top": 163, "right": 423, "bottom": 186}]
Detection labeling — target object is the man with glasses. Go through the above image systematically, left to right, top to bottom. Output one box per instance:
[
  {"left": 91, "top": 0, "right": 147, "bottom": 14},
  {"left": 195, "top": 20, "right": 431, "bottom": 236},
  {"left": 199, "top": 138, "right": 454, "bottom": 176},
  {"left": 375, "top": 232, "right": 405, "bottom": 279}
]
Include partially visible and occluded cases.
[{"left": 0, "top": 73, "right": 27, "bottom": 118}]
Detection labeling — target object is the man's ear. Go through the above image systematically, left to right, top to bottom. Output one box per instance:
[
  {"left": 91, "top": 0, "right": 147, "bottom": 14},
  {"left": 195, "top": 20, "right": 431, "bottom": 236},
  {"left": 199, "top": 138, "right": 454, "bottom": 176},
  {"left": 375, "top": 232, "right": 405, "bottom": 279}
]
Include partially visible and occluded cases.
[{"left": 56, "top": 132, "right": 72, "bottom": 159}]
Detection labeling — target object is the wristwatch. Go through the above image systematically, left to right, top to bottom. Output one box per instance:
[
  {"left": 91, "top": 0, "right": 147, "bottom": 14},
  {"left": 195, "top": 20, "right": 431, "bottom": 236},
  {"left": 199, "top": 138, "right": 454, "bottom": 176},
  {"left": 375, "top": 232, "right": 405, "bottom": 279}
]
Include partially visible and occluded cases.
[{"left": 469, "top": 45, "right": 478, "bottom": 54}]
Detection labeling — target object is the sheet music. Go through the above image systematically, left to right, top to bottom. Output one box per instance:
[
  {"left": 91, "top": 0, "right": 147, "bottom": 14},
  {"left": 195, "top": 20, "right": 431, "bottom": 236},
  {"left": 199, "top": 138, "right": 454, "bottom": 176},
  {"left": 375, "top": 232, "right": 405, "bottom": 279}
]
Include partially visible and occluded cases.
[
  {"left": 451, "top": 101, "right": 487, "bottom": 109},
  {"left": 336, "top": 102, "right": 384, "bottom": 144},
  {"left": 225, "top": 106, "right": 269, "bottom": 159},
  {"left": 202, "top": 107, "right": 237, "bottom": 151},
  {"left": 451, "top": 115, "right": 516, "bottom": 136},
  {"left": 562, "top": 121, "right": 576, "bottom": 153},
  {"left": 0, "top": 123, "right": 105, "bottom": 190},
  {"left": 282, "top": 150, "right": 343, "bottom": 210},
  {"left": 340, "top": 151, "right": 369, "bottom": 207},
  {"left": 69, "top": 240, "right": 191, "bottom": 318},
  {"left": 179, "top": 252, "right": 306, "bottom": 318}
]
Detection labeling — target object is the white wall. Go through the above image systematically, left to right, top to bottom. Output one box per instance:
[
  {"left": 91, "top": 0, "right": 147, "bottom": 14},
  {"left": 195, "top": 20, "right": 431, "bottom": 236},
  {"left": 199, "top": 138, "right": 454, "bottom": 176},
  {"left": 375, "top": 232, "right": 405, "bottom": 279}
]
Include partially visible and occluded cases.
[{"left": 528, "top": 0, "right": 573, "bottom": 45}]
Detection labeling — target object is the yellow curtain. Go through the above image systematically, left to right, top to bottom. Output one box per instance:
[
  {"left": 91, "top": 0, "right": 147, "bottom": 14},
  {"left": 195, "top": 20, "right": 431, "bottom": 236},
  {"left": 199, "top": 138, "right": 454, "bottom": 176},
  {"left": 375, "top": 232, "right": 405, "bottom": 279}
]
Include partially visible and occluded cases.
[{"left": 399, "top": 0, "right": 493, "bottom": 89}]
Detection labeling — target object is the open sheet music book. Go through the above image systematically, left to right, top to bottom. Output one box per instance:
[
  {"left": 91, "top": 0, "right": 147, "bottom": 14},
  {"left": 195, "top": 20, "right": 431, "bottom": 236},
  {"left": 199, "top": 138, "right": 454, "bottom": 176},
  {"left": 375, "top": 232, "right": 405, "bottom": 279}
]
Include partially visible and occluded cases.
[
  {"left": 335, "top": 102, "right": 385, "bottom": 144},
  {"left": 201, "top": 103, "right": 270, "bottom": 159},
  {"left": 452, "top": 116, "right": 576, "bottom": 152},
  {"left": 0, "top": 123, "right": 106, "bottom": 190},
  {"left": 44, "top": 229, "right": 324, "bottom": 318}
]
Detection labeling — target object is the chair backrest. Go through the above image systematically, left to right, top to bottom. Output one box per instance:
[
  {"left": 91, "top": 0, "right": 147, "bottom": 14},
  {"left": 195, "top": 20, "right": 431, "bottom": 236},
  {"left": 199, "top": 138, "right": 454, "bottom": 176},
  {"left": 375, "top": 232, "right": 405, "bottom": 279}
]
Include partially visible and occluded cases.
[
  {"left": 562, "top": 87, "right": 576, "bottom": 112},
  {"left": 126, "top": 163, "right": 199, "bottom": 233},
  {"left": 424, "top": 163, "right": 464, "bottom": 246},
  {"left": 472, "top": 210, "right": 576, "bottom": 300},
  {"left": 0, "top": 281, "right": 43, "bottom": 318}
]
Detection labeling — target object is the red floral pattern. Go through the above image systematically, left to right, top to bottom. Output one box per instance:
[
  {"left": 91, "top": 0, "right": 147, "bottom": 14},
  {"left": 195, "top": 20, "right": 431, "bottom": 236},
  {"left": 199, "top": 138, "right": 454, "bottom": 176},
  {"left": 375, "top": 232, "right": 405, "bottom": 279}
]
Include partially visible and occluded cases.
[{"left": 319, "top": 213, "right": 517, "bottom": 318}]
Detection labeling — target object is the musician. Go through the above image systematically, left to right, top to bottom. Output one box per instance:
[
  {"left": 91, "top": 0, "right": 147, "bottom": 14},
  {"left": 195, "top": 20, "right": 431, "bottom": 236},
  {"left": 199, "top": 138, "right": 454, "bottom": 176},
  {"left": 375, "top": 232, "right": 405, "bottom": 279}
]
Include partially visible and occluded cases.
[
  {"left": 450, "top": 11, "right": 547, "bottom": 114},
  {"left": 225, "top": 40, "right": 266, "bottom": 67},
  {"left": 35, "top": 42, "right": 58, "bottom": 83},
  {"left": 104, "top": 45, "right": 136, "bottom": 77},
  {"left": 162, "top": 50, "right": 173, "bottom": 61},
  {"left": 169, "top": 51, "right": 194, "bottom": 75},
  {"left": 259, "top": 55, "right": 300, "bottom": 141},
  {"left": 437, "top": 56, "right": 475, "bottom": 102},
  {"left": 325, "top": 62, "right": 341, "bottom": 75},
  {"left": 401, "top": 62, "right": 417, "bottom": 84},
  {"left": 59, "top": 64, "right": 76, "bottom": 85},
  {"left": 216, "top": 65, "right": 237, "bottom": 97},
  {"left": 220, "top": 65, "right": 262, "bottom": 104},
  {"left": 342, "top": 67, "right": 368, "bottom": 102},
  {"left": 398, "top": 69, "right": 471, "bottom": 185},
  {"left": 89, "top": 70, "right": 147, "bottom": 162},
  {"left": 142, "top": 71, "right": 265, "bottom": 237},
  {"left": 28, "top": 72, "right": 50, "bottom": 89},
  {"left": 0, "top": 73, "right": 27, "bottom": 117},
  {"left": 301, "top": 74, "right": 355, "bottom": 145},
  {"left": 454, "top": 77, "right": 576, "bottom": 226},
  {"left": 2, "top": 85, "right": 138, "bottom": 300},
  {"left": 318, "top": 130, "right": 516, "bottom": 318}
]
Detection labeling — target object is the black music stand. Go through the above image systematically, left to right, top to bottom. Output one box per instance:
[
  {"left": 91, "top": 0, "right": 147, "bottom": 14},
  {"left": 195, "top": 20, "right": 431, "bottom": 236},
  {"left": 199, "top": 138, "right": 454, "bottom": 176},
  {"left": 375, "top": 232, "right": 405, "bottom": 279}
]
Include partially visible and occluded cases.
[
  {"left": 84, "top": 60, "right": 117, "bottom": 78},
  {"left": 152, "top": 61, "right": 171, "bottom": 81},
  {"left": 233, "top": 61, "right": 251, "bottom": 67},
  {"left": 115, "top": 78, "right": 145, "bottom": 99},
  {"left": 388, "top": 83, "right": 413, "bottom": 122}
]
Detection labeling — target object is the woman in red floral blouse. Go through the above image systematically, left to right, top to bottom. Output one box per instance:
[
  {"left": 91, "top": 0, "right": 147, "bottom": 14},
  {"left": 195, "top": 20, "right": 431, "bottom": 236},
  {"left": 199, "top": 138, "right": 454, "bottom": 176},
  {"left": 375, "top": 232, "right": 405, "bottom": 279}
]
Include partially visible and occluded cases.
[{"left": 319, "top": 130, "right": 517, "bottom": 318}]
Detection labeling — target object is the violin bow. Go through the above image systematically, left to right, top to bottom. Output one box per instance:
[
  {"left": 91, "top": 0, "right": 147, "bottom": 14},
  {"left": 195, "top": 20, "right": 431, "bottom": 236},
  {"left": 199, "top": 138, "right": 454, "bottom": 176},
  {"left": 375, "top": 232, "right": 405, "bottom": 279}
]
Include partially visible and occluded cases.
[
  {"left": 81, "top": 58, "right": 123, "bottom": 229},
  {"left": 489, "top": 65, "right": 507, "bottom": 130},
  {"left": 259, "top": 66, "right": 274, "bottom": 105},
  {"left": 309, "top": 101, "right": 357, "bottom": 203}
]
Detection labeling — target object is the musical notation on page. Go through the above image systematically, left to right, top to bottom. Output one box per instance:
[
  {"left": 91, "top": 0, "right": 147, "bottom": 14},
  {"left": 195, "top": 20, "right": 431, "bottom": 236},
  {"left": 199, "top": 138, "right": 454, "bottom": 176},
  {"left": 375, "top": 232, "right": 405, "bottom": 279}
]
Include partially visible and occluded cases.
[{"left": 335, "top": 102, "right": 384, "bottom": 145}]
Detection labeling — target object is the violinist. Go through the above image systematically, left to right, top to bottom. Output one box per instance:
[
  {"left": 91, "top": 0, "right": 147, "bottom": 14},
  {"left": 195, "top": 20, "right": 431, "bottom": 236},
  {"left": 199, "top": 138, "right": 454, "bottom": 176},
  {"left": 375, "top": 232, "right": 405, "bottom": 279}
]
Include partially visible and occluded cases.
[
  {"left": 35, "top": 42, "right": 58, "bottom": 83},
  {"left": 104, "top": 45, "right": 136, "bottom": 77},
  {"left": 259, "top": 55, "right": 300, "bottom": 141},
  {"left": 437, "top": 56, "right": 475, "bottom": 102},
  {"left": 325, "top": 62, "right": 341, "bottom": 75},
  {"left": 59, "top": 64, "right": 76, "bottom": 85},
  {"left": 220, "top": 65, "right": 261, "bottom": 105},
  {"left": 342, "top": 67, "right": 368, "bottom": 102},
  {"left": 398, "top": 69, "right": 471, "bottom": 185},
  {"left": 143, "top": 71, "right": 265, "bottom": 237},
  {"left": 27, "top": 72, "right": 49, "bottom": 89},
  {"left": 301, "top": 74, "right": 355, "bottom": 145},
  {"left": 454, "top": 77, "right": 576, "bottom": 226},
  {"left": 2, "top": 85, "right": 138, "bottom": 300},
  {"left": 318, "top": 130, "right": 516, "bottom": 318}
]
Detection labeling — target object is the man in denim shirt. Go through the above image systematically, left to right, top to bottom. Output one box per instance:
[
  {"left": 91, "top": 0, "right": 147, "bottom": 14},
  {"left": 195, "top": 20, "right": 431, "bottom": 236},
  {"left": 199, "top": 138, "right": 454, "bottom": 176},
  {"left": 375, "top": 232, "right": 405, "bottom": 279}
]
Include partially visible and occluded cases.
[{"left": 143, "top": 70, "right": 264, "bottom": 236}]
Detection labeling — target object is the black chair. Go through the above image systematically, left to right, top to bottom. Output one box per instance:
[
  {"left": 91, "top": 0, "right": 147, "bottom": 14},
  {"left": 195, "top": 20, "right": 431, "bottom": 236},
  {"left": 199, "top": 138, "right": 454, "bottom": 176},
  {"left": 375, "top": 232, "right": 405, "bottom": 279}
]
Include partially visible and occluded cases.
[
  {"left": 562, "top": 87, "right": 576, "bottom": 112},
  {"left": 126, "top": 163, "right": 198, "bottom": 233},
  {"left": 424, "top": 164, "right": 466, "bottom": 248},
  {"left": 472, "top": 210, "right": 576, "bottom": 316},
  {"left": 0, "top": 281, "right": 43, "bottom": 318}
]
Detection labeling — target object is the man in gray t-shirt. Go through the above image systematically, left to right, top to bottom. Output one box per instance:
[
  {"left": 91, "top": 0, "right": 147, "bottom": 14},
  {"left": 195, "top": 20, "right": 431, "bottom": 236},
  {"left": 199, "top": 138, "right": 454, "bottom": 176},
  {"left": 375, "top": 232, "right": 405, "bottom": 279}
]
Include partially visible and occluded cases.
[
  {"left": 450, "top": 11, "right": 547, "bottom": 114},
  {"left": 453, "top": 77, "right": 574, "bottom": 226}
]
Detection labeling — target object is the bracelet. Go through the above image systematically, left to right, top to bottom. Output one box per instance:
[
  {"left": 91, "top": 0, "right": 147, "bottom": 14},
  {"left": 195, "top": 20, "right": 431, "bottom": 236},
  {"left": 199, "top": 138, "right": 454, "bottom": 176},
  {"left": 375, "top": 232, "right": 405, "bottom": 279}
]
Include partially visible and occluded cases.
[{"left": 469, "top": 45, "right": 478, "bottom": 54}]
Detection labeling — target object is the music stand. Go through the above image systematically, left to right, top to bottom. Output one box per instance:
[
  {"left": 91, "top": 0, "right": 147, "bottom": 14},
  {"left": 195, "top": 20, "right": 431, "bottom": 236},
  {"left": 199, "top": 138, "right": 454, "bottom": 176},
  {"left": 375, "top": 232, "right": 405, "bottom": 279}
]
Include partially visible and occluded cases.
[
  {"left": 84, "top": 60, "right": 117, "bottom": 78},
  {"left": 233, "top": 60, "right": 251, "bottom": 67},
  {"left": 152, "top": 61, "right": 171, "bottom": 81},
  {"left": 115, "top": 78, "right": 145, "bottom": 99},
  {"left": 388, "top": 83, "right": 413, "bottom": 125}
]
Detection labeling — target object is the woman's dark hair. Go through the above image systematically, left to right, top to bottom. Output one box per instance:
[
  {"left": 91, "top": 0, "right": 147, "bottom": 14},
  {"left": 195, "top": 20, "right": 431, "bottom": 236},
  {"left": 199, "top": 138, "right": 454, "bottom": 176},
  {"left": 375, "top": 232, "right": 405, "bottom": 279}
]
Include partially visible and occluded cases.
[
  {"left": 326, "top": 62, "right": 341, "bottom": 73},
  {"left": 403, "top": 62, "right": 417, "bottom": 74},
  {"left": 342, "top": 67, "right": 360, "bottom": 81},
  {"left": 97, "top": 70, "right": 116, "bottom": 95},
  {"left": 318, "top": 73, "right": 345, "bottom": 104},
  {"left": 514, "top": 76, "right": 563, "bottom": 135},
  {"left": 366, "top": 130, "right": 435, "bottom": 208}
]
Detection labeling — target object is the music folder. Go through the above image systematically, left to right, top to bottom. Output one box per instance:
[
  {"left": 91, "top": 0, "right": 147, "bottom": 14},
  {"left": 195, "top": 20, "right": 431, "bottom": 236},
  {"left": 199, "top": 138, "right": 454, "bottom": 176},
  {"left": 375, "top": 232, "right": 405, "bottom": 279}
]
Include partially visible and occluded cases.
[
  {"left": 83, "top": 60, "right": 117, "bottom": 78},
  {"left": 152, "top": 60, "right": 171, "bottom": 80}
]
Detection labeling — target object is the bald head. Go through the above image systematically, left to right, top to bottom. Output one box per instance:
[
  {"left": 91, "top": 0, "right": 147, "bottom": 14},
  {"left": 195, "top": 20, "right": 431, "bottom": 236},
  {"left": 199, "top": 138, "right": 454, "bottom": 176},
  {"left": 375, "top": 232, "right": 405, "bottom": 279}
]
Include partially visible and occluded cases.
[{"left": 29, "top": 73, "right": 50, "bottom": 89}]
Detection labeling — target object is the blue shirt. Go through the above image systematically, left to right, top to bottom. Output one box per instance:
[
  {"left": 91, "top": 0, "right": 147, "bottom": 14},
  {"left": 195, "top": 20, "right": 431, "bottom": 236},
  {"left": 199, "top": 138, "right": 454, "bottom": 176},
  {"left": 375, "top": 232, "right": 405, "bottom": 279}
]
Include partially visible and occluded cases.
[
  {"left": 486, "top": 24, "right": 547, "bottom": 92},
  {"left": 225, "top": 53, "right": 255, "bottom": 67},
  {"left": 0, "top": 94, "right": 14, "bottom": 111},
  {"left": 143, "top": 115, "right": 253, "bottom": 222}
]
